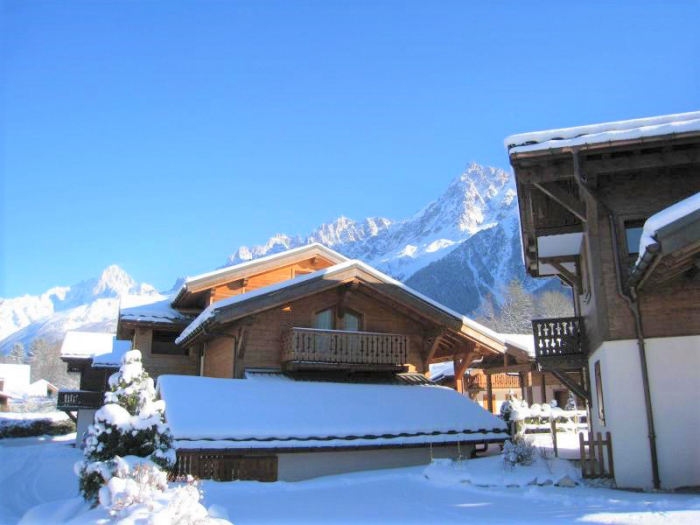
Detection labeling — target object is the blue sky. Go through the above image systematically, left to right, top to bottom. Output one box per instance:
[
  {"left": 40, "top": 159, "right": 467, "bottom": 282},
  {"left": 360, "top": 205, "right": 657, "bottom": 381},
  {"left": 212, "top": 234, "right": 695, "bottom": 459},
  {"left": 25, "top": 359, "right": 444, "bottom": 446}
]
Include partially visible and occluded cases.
[{"left": 2, "top": 0, "right": 698, "bottom": 297}]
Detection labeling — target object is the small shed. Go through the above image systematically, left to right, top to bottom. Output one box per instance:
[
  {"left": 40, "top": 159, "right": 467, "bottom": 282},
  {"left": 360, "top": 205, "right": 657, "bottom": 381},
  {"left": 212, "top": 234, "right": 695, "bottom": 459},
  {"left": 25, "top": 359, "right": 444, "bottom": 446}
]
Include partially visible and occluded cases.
[{"left": 158, "top": 374, "right": 508, "bottom": 482}]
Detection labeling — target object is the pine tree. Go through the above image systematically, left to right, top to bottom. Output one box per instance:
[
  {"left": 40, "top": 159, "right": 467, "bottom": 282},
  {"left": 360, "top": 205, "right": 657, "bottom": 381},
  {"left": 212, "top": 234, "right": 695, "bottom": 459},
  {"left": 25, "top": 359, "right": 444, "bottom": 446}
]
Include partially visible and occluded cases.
[
  {"left": 9, "top": 343, "right": 25, "bottom": 364},
  {"left": 77, "top": 349, "right": 176, "bottom": 503}
]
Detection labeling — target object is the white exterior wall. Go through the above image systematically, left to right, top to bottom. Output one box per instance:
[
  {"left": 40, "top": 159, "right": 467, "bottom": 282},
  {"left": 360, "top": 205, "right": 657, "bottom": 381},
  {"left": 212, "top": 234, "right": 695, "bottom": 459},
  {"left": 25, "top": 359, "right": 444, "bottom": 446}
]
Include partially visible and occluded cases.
[
  {"left": 588, "top": 336, "right": 700, "bottom": 490},
  {"left": 76, "top": 409, "right": 97, "bottom": 447},
  {"left": 277, "top": 445, "right": 468, "bottom": 481}
]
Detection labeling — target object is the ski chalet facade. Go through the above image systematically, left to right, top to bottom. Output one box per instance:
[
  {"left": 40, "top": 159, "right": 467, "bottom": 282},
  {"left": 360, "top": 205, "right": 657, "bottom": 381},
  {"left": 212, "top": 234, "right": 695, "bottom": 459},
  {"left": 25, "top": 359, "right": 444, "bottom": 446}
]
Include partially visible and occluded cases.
[
  {"left": 505, "top": 111, "right": 700, "bottom": 490},
  {"left": 60, "top": 244, "right": 509, "bottom": 481}
]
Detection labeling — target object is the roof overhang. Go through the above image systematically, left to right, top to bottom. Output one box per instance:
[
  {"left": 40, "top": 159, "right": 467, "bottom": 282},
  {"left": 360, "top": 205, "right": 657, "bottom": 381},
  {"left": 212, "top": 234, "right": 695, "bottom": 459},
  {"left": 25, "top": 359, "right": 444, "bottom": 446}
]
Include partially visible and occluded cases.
[
  {"left": 629, "top": 206, "right": 700, "bottom": 290},
  {"left": 172, "top": 244, "right": 348, "bottom": 308},
  {"left": 176, "top": 261, "right": 505, "bottom": 355}
]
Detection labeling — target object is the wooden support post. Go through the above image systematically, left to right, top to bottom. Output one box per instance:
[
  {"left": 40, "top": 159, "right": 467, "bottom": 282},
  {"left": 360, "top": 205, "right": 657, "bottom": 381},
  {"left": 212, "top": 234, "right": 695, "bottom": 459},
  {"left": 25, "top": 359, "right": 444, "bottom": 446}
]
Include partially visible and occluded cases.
[
  {"left": 453, "top": 351, "right": 474, "bottom": 394},
  {"left": 519, "top": 372, "right": 526, "bottom": 401},
  {"left": 540, "top": 372, "right": 546, "bottom": 404},
  {"left": 486, "top": 373, "right": 494, "bottom": 414},
  {"left": 551, "top": 418, "right": 558, "bottom": 457},
  {"left": 588, "top": 431, "right": 596, "bottom": 477},
  {"left": 579, "top": 432, "right": 587, "bottom": 478},
  {"left": 597, "top": 432, "right": 605, "bottom": 478},
  {"left": 606, "top": 432, "right": 615, "bottom": 478}
]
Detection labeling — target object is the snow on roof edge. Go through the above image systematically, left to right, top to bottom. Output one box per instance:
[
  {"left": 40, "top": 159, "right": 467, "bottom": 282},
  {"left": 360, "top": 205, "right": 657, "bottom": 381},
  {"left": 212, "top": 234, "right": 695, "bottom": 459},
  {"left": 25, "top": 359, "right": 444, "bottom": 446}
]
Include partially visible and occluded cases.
[
  {"left": 505, "top": 111, "right": 700, "bottom": 153},
  {"left": 182, "top": 243, "right": 349, "bottom": 287},
  {"left": 176, "top": 260, "right": 505, "bottom": 347},
  {"left": 60, "top": 331, "right": 119, "bottom": 358}
]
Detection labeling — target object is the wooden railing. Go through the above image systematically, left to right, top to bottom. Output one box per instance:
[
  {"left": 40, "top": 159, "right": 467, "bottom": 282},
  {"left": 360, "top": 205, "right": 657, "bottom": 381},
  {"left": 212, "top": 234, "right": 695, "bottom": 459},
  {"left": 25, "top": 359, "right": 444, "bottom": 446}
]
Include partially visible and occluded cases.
[
  {"left": 532, "top": 317, "right": 586, "bottom": 360},
  {"left": 282, "top": 327, "right": 409, "bottom": 369},
  {"left": 57, "top": 390, "right": 104, "bottom": 411}
]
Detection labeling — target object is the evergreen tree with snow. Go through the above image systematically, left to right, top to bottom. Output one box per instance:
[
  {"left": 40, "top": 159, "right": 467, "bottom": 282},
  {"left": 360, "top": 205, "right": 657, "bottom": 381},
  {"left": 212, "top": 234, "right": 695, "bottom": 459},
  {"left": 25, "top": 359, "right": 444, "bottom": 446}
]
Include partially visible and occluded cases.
[{"left": 77, "top": 349, "right": 176, "bottom": 503}]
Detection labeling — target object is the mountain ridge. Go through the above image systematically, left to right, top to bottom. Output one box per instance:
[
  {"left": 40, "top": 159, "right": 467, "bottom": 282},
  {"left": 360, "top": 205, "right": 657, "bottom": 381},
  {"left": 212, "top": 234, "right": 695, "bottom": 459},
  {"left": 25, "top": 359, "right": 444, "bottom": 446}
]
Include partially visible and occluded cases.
[{"left": 0, "top": 162, "right": 555, "bottom": 354}]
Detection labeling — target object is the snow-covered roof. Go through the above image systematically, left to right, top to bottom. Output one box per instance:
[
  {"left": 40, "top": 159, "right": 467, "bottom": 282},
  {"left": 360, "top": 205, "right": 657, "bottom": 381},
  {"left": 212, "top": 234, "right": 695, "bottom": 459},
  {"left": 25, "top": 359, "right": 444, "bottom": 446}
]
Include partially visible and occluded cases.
[
  {"left": 505, "top": 111, "right": 700, "bottom": 154},
  {"left": 637, "top": 192, "right": 700, "bottom": 262},
  {"left": 178, "top": 243, "right": 348, "bottom": 291},
  {"left": 176, "top": 259, "right": 505, "bottom": 347},
  {"left": 119, "top": 296, "right": 193, "bottom": 325},
  {"left": 60, "top": 331, "right": 117, "bottom": 359},
  {"left": 502, "top": 334, "right": 536, "bottom": 357},
  {"left": 92, "top": 339, "right": 133, "bottom": 368},
  {"left": 428, "top": 362, "right": 455, "bottom": 383},
  {"left": 0, "top": 364, "right": 30, "bottom": 385},
  {"left": 157, "top": 375, "right": 508, "bottom": 449}
]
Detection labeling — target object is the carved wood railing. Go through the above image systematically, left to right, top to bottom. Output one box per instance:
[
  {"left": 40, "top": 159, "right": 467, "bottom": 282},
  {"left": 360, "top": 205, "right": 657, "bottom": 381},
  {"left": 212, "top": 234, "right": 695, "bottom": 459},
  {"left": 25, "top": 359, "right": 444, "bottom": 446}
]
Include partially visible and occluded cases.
[
  {"left": 532, "top": 317, "right": 586, "bottom": 360},
  {"left": 282, "top": 328, "right": 409, "bottom": 368},
  {"left": 57, "top": 390, "right": 104, "bottom": 411}
]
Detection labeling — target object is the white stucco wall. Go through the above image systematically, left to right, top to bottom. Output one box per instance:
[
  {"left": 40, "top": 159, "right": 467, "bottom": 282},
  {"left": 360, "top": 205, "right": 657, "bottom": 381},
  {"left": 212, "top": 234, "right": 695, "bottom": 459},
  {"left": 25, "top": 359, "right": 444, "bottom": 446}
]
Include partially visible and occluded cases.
[
  {"left": 588, "top": 335, "right": 700, "bottom": 490},
  {"left": 76, "top": 409, "right": 97, "bottom": 447},
  {"left": 277, "top": 444, "right": 469, "bottom": 481}
]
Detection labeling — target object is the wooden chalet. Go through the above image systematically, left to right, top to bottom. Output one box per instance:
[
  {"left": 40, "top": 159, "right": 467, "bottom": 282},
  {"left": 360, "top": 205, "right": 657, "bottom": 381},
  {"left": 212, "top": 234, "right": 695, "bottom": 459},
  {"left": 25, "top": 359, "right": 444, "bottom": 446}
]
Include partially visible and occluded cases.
[
  {"left": 505, "top": 110, "right": 700, "bottom": 490},
  {"left": 62, "top": 244, "right": 509, "bottom": 481}
]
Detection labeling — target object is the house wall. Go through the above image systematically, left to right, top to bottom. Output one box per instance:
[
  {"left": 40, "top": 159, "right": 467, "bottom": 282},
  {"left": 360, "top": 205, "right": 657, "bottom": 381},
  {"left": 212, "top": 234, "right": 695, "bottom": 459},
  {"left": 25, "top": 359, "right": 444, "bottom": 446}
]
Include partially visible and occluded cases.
[
  {"left": 580, "top": 168, "right": 700, "bottom": 350},
  {"left": 205, "top": 287, "right": 432, "bottom": 375},
  {"left": 132, "top": 327, "right": 199, "bottom": 379},
  {"left": 588, "top": 335, "right": 700, "bottom": 490},
  {"left": 202, "top": 338, "right": 234, "bottom": 378},
  {"left": 76, "top": 409, "right": 97, "bottom": 447},
  {"left": 276, "top": 444, "right": 466, "bottom": 481}
]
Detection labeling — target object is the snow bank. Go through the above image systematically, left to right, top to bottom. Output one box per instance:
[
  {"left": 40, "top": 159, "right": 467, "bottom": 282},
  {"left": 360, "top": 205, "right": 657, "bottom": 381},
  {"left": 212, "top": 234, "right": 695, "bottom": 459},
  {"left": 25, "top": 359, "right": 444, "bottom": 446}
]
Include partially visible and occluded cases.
[
  {"left": 505, "top": 111, "right": 700, "bottom": 153},
  {"left": 637, "top": 191, "right": 700, "bottom": 262},
  {"left": 158, "top": 375, "right": 508, "bottom": 446},
  {"left": 424, "top": 455, "right": 580, "bottom": 488}
]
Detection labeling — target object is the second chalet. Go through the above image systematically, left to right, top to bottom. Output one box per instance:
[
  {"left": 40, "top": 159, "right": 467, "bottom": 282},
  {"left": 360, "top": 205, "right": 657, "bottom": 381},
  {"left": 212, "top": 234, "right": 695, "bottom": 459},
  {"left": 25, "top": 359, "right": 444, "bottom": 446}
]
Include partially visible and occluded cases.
[{"left": 59, "top": 244, "right": 509, "bottom": 481}]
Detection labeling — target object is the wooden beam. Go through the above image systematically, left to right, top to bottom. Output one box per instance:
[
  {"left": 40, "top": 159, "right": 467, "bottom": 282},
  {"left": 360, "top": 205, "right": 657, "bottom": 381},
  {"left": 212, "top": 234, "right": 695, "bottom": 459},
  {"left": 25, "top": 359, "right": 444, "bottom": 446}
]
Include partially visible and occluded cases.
[
  {"left": 533, "top": 182, "right": 587, "bottom": 223},
  {"left": 540, "top": 257, "right": 582, "bottom": 289},
  {"left": 423, "top": 330, "right": 446, "bottom": 366},
  {"left": 453, "top": 351, "right": 476, "bottom": 394},
  {"left": 484, "top": 363, "right": 533, "bottom": 375},
  {"left": 540, "top": 372, "right": 546, "bottom": 403},
  {"left": 486, "top": 373, "right": 494, "bottom": 414}
]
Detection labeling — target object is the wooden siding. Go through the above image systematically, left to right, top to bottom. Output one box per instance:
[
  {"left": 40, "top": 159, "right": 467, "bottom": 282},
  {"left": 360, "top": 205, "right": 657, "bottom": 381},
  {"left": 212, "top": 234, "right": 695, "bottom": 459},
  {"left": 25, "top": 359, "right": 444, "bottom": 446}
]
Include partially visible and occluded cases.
[
  {"left": 589, "top": 166, "right": 700, "bottom": 347},
  {"left": 207, "top": 257, "right": 335, "bottom": 305},
  {"left": 204, "top": 287, "right": 435, "bottom": 377},
  {"left": 132, "top": 328, "right": 199, "bottom": 379},
  {"left": 202, "top": 337, "right": 235, "bottom": 378}
]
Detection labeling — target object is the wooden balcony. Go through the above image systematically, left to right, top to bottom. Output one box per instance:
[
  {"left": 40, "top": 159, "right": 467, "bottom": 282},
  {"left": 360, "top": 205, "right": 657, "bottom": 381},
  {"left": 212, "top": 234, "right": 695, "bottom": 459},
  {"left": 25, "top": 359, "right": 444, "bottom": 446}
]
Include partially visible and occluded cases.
[
  {"left": 532, "top": 316, "right": 587, "bottom": 370},
  {"left": 282, "top": 327, "right": 409, "bottom": 372},
  {"left": 57, "top": 390, "right": 104, "bottom": 411}
]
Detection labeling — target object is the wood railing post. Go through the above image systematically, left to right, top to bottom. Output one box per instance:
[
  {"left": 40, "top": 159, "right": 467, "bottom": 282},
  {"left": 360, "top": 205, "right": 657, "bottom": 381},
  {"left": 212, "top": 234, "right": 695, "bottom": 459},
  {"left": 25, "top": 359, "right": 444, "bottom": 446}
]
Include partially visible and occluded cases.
[
  {"left": 551, "top": 418, "right": 558, "bottom": 457},
  {"left": 579, "top": 432, "right": 587, "bottom": 478},
  {"left": 606, "top": 432, "right": 614, "bottom": 478}
]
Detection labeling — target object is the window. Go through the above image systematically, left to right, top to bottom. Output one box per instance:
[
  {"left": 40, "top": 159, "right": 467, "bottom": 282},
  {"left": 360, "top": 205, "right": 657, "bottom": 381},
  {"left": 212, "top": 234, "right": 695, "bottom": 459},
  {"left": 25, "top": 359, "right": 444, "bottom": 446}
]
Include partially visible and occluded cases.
[
  {"left": 624, "top": 219, "right": 646, "bottom": 255},
  {"left": 314, "top": 308, "right": 334, "bottom": 330},
  {"left": 342, "top": 311, "right": 362, "bottom": 331},
  {"left": 152, "top": 331, "right": 188, "bottom": 355},
  {"left": 594, "top": 360, "right": 605, "bottom": 424}
]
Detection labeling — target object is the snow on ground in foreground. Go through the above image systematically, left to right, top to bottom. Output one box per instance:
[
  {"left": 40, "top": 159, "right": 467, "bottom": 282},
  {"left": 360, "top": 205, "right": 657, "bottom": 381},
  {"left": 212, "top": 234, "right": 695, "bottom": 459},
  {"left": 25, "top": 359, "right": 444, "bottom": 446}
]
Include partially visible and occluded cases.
[
  {"left": 0, "top": 411, "right": 69, "bottom": 425},
  {"left": 0, "top": 433, "right": 82, "bottom": 524},
  {"left": 3, "top": 436, "right": 700, "bottom": 525}
]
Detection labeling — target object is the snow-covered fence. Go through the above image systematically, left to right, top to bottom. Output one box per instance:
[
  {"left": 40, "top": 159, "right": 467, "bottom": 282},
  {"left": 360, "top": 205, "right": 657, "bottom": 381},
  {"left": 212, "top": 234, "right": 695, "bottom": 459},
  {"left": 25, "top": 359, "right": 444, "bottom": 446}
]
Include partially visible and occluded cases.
[{"left": 580, "top": 431, "right": 614, "bottom": 479}]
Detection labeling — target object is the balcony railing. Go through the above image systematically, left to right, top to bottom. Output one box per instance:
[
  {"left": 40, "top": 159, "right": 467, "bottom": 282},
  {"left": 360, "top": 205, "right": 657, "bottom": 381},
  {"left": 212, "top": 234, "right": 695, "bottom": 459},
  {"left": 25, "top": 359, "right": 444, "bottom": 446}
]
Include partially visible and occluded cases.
[
  {"left": 532, "top": 317, "right": 587, "bottom": 365},
  {"left": 282, "top": 327, "right": 409, "bottom": 371},
  {"left": 57, "top": 390, "right": 105, "bottom": 411}
]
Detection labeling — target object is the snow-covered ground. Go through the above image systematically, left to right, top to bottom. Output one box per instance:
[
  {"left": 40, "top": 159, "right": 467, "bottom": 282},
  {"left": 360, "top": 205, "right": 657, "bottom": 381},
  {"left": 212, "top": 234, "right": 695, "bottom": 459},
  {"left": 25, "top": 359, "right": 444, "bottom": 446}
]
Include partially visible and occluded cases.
[{"left": 2, "top": 434, "right": 699, "bottom": 525}]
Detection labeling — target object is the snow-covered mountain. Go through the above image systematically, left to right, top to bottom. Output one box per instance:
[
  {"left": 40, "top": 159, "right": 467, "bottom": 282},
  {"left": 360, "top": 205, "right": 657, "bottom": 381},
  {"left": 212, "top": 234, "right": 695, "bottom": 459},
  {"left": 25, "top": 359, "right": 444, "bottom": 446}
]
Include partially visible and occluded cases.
[
  {"left": 0, "top": 162, "right": 557, "bottom": 355},
  {"left": 225, "top": 162, "right": 550, "bottom": 311},
  {"left": 0, "top": 266, "right": 163, "bottom": 353}
]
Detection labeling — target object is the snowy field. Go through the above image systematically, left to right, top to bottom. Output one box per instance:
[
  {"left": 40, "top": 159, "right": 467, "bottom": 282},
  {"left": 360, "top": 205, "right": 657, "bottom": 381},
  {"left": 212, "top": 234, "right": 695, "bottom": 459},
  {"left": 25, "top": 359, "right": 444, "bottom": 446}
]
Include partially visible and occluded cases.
[{"left": 2, "top": 434, "right": 700, "bottom": 524}]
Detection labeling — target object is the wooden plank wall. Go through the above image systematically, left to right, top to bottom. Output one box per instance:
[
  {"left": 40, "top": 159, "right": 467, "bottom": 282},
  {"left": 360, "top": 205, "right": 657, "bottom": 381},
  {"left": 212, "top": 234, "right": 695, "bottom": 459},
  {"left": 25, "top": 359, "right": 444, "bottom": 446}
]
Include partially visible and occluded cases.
[{"left": 209, "top": 258, "right": 335, "bottom": 304}]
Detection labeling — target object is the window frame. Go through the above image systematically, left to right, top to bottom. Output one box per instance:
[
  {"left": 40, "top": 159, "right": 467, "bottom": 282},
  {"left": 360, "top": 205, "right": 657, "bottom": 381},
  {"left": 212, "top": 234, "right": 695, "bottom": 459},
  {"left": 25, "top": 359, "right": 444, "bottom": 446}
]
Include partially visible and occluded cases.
[
  {"left": 313, "top": 307, "right": 336, "bottom": 330},
  {"left": 340, "top": 308, "right": 363, "bottom": 332},
  {"left": 151, "top": 330, "right": 188, "bottom": 356},
  {"left": 594, "top": 360, "right": 605, "bottom": 424}
]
